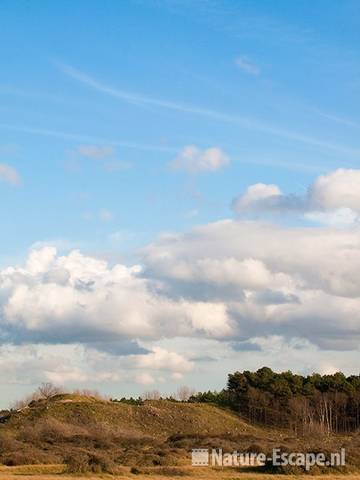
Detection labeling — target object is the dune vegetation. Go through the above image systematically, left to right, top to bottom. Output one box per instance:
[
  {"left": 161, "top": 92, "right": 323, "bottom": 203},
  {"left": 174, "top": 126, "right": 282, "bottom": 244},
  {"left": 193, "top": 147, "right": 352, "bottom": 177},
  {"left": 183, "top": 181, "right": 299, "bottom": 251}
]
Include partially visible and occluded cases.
[{"left": 1, "top": 371, "right": 360, "bottom": 476}]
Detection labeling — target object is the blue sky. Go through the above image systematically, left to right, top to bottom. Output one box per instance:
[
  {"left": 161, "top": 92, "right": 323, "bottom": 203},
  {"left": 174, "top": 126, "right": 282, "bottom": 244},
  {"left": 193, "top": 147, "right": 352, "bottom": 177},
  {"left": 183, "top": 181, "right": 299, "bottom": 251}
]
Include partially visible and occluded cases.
[
  {"left": 1, "top": 0, "right": 360, "bottom": 406},
  {"left": 1, "top": 0, "right": 360, "bottom": 260}
]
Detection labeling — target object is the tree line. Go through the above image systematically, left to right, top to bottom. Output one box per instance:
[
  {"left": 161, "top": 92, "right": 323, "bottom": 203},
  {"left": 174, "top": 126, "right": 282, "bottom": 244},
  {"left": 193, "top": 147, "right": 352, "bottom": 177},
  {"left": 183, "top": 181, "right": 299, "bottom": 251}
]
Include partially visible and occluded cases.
[{"left": 189, "top": 367, "right": 360, "bottom": 434}]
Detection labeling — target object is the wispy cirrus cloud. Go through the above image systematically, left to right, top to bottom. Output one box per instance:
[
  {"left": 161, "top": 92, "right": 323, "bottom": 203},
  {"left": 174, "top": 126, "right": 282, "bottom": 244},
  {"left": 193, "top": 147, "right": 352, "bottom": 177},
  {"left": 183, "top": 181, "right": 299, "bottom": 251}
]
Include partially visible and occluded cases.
[
  {"left": 56, "top": 62, "right": 360, "bottom": 157},
  {"left": 313, "top": 109, "right": 360, "bottom": 130},
  {"left": 0, "top": 123, "right": 175, "bottom": 153}
]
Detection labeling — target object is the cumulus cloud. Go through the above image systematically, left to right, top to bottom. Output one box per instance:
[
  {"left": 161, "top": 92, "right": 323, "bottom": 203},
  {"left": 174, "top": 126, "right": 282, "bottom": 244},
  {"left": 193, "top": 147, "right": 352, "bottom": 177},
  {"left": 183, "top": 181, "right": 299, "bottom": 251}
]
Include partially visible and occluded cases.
[
  {"left": 170, "top": 145, "right": 230, "bottom": 174},
  {"left": 0, "top": 163, "right": 21, "bottom": 185},
  {"left": 3, "top": 167, "right": 360, "bottom": 399},
  {"left": 232, "top": 169, "right": 360, "bottom": 224},
  {"left": 310, "top": 169, "right": 360, "bottom": 211},
  {"left": 232, "top": 183, "right": 304, "bottom": 213},
  {"left": 235, "top": 183, "right": 281, "bottom": 207},
  {"left": 304, "top": 208, "right": 359, "bottom": 227},
  {"left": 2, "top": 215, "right": 360, "bottom": 360},
  {"left": 142, "top": 219, "right": 360, "bottom": 349},
  {"left": 0, "top": 247, "right": 232, "bottom": 348},
  {"left": 0, "top": 343, "right": 191, "bottom": 392},
  {"left": 136, "top": 347, "right": 193, "bottom": 374},
  {"left": 135, "top": 372, "right": 155, "bottom": 385}
]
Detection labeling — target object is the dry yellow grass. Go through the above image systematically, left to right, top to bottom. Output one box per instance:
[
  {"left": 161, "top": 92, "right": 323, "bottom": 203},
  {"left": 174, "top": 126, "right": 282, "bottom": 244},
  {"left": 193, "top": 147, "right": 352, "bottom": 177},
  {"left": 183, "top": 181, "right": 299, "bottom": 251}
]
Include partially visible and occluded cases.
[
  {"left": 4, "top": 396, "right": 259, "bottom": 440},
  {"left": 0, "top": 464, "right": 65, "bottom": 475},
  {"left": 0, "top": 465, "right": 360, "bottom": 480}
]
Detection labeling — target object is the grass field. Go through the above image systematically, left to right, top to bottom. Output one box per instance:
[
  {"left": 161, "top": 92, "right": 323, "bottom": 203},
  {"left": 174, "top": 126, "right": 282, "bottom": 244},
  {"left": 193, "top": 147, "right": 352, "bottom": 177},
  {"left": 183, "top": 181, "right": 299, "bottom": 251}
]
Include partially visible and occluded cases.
[{"left": 0, "top": 464, "right": 360, "bottom": 480}]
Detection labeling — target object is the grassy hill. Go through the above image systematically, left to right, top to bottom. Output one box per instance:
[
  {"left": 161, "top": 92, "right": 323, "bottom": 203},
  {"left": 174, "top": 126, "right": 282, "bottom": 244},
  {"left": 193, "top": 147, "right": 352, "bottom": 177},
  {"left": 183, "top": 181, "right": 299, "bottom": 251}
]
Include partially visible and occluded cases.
[
  {"left": 0, "top": 393, "right": 359, "bottom": 475},
  {"left": 4, "top": 393, "right": 259, "bottom": 439},
  {"left": 0, "top": 394, "right": 275, "bottom": 469}
]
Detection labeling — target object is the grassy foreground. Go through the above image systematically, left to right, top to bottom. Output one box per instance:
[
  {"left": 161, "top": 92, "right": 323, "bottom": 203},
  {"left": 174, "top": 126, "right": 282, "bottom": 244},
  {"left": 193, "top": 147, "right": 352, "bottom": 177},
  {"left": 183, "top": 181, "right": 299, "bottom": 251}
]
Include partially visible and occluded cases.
[{"left": 1, "top": 464, "right": 360, "bottom": 479}]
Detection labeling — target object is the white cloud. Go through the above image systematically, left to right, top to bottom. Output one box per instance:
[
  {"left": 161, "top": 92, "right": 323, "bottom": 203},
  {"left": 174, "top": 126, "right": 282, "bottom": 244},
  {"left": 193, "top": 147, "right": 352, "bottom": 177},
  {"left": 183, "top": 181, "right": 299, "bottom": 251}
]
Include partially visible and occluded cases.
[
  {"left": 235, "top": 56, "right": 260, "bottom": 75},
  {"left": 170, "top": 145, "right": 230, "bottom": 174},
  {"left": 0, "top": 163, "right": 21, "bottom": 185},
  {"left": 4, "top": 165, "right": 360, "bottom": 399},
  {"left": 310, "top": 168, "right": 360, "bottom": 211},
  {"left": 233, "top": 169, "right": 360, "bottom": 223},
  {"left": 233, "top": 183, "right": 282, "bottom": 212},
  {"left": 3, "top": 207, "right": 360, "bottom": 360},
  {"left": 304, "top": 208, "right": 359, "bottom": 227},
  {"left": 142, "top": 219, "right": 360, "bottom": 348},
  {"left": 0, "top": 247, "right": 232, "bottom": 347},
  {"left": 147, "top": 256, "right": 275, "bottom": 291},
  {"left": 0, "top": 342, "right": 190, "bottom": 392},
  {"left": 136, "top": 347, "right": 193, "bottom": 374},
  {"left": 317, "top": 362, "right": 340, "bottom": 375},
  {"left": 45, "top": 366, "right": 90, "bottom": 385},
  {"left": 135, "top": 372, "right": 155, "bottom": 385}
]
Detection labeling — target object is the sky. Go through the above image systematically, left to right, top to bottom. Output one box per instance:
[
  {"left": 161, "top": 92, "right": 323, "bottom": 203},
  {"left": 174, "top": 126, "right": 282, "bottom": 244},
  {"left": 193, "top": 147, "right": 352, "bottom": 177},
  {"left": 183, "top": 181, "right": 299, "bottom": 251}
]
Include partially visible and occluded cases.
[{"left": 1, "top": 0, "right": 360, "bottom": 408}]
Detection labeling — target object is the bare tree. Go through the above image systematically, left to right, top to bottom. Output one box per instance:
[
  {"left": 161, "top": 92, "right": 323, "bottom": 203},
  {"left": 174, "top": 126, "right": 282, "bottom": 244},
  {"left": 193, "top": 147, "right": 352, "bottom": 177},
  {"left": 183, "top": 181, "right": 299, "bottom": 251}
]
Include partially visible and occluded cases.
[
  {"left": 37, "top": 382, "right": 62, "bottom": 400},
  {"left": 176, "top": 386, "right": 196, "bottom": 402},
  {"left": 142, "top": 390, "right": 161, "bottom": 400}
]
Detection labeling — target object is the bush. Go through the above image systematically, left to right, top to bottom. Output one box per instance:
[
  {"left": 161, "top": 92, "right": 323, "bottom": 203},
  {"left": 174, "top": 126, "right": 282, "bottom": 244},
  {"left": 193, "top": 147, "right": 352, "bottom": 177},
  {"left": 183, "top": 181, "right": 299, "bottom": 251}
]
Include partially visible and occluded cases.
[
  {"left": 17, "top": 418, "right": 86, "bottom": 445},
  {"left": 86, "top": 422, "right": 115, "bottom": 449},
  {"left": 0, "top": 431, "right": 19, "bottom": 453},
  {"left": 1, "top": 448, "right": 59, "bottom": 466},
  {"left": 65, "top": 449, "right": 115, "bottom": 474},
  {"left": 65, "top": 451, "right": 89, "bottom": 473}
]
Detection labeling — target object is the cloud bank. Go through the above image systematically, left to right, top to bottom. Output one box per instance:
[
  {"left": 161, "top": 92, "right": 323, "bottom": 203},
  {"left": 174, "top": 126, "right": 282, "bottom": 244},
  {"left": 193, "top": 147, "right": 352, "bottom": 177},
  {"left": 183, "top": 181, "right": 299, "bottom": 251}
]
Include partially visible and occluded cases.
[{"left": 1, "top": 168, "right": 360, "bottom": 404}]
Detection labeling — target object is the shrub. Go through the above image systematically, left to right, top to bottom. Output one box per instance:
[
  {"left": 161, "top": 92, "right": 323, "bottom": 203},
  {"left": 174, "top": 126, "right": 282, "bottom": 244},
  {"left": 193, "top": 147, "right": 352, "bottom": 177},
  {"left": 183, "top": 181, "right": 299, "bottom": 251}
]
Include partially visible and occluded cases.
[
  {"left": 17, "top": 418, "right": 84, "bottom": 445},
  {"left": 0, "top": 431, "right": 19, "bottom": 453},
  {"left": 1, "top": 448, "right": 59, "bottom": 466},
  {"left": 65, "top": 449, "right": 115, "bottom": 474},
  {"left": 64, "top": 451, "right": 89, "bottom": 473}
]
